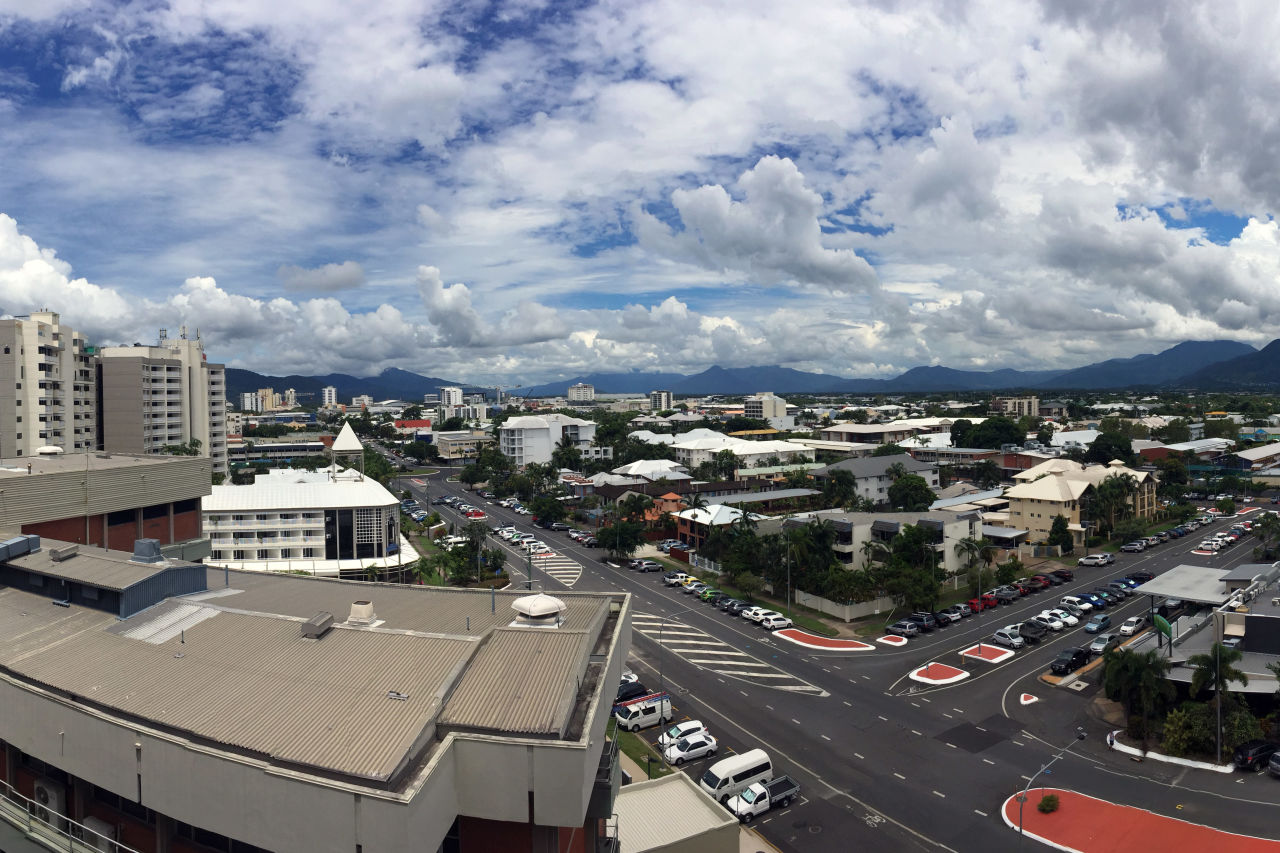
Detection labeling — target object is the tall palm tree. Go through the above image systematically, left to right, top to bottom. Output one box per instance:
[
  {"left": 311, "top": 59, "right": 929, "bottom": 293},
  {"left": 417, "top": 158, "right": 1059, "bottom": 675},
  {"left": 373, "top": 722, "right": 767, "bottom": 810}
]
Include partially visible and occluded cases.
[
  {"left": 684, "top": 491, "right": 709, "bottom": 512},
  {"left": 860, "top": 538, "right": 891, "bottom": 572},
  {"left": 1189, "top": 642, "right": 1249, "bottom": 700}
]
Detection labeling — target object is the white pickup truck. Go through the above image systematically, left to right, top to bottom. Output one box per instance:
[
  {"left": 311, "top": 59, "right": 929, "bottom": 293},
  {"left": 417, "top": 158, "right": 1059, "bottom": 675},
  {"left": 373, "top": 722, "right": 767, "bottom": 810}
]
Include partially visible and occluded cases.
[{"left": 727, "top": 775, "right": 799, "bottom": 822}]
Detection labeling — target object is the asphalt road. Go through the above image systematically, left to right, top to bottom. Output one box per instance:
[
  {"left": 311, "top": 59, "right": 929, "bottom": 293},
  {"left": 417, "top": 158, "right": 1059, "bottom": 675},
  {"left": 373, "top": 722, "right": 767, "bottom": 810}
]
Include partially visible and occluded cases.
[{"left": 400, "top": 467, "right": 1280, "bottom": 850}]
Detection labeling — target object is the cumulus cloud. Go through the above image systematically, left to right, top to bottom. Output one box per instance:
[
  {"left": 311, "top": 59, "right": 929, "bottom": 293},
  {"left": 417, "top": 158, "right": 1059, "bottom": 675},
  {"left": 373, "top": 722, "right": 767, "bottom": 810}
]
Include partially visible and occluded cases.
[
  {"left": 636, "top": 156, "right": 881, "bottom": 292},
  {"left": 277, "top": 260, "right": 366, "bottom": 293}
]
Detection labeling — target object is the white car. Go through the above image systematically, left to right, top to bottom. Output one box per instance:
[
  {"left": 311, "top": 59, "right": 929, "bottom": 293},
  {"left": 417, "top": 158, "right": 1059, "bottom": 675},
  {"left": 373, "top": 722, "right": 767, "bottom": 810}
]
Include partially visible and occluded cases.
[
  {"left": 1199, "top": 540, "right": 1220, "bottom": 551},
  {"left": 664, "top": 572, "right": 690, "bottom": 586},
  {"left": 1061, "top": 595, "right": 1093, "bottom": 613},
  {"left": 740, "top": 607, "right": 768, "bottom": 622},
  {"left": 1047, "top": 608, "right": 1079, "bottom": 627},
  {"left": 750, "top": 609, "right": 782, "bottom": 624},
  {"left": 1033, "top": 612, "right": 1064, "bottom": 632},
  {"left": 760, "top": 614, "right": 793, "bottom": 631},
  {"left": 1119, "top": 616, "right": 1147, "bottom": 636},
  {"left": 658, "top": 719, "right": 707, "bottom": 748},
  {"left": 663, "top": 733, "right": 718, "bottom": 766}
]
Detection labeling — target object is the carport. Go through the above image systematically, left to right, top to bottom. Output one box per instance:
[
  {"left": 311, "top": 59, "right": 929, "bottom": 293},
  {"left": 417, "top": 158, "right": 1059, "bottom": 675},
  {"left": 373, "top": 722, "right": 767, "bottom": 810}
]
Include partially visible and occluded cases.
[{"left": 1128, "top": 564, "right": 1234, "bottom": 652}]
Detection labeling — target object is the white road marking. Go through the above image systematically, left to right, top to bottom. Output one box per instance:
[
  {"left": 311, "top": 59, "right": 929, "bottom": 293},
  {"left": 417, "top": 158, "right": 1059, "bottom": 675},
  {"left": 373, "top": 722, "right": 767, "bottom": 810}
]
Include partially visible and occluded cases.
[
  {"left": 983, "top": 759, "right": 996, "bottom": 766},
  {"left": 894, "top": 772, "right": 906, "bottom": 780},
  {"left": 932, "top": 790, "right": 946, "bottom": 798},
  {"left": 974, "top": 809, "right": 988, "bottom": 817}
]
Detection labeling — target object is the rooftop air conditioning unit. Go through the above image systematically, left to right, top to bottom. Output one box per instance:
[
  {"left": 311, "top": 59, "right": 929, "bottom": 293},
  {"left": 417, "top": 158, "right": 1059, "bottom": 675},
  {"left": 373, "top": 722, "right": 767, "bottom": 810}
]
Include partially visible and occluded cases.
[
  {"left": 348, "top": 600, "right": 376, "bottom": 625},
  {"left": 30, "top": 778, "right": 67, "bottom": 831},
  {"left": 81, "top": 816, "right": 118, "bottom": 851}
]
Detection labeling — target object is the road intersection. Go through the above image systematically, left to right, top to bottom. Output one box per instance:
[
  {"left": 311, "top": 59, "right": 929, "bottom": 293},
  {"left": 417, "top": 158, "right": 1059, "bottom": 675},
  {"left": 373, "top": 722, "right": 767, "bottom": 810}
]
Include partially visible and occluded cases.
[{"left": 404, "top": 468, "right": 1280, "bottom": 850}]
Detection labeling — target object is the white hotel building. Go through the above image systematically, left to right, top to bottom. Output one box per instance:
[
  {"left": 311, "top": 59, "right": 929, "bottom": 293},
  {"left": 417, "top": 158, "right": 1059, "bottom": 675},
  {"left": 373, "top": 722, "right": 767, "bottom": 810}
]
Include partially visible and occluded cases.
[{"left": 499, "top": 413, "right": 604, "bottom": 467}]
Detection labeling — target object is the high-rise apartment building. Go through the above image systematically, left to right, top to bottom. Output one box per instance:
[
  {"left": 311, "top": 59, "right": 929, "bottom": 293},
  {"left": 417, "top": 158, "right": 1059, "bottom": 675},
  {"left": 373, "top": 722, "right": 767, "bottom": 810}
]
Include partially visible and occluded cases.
[
  {"left": 0, "top": 310, "right": 96, "bottom": 457},
  {"left": 97, "top": 328, "right": 228, "bottom": 475},
  {"left": 568, "top": 382, "right": 595, "bottom": 402},
  {"left": 322, "top": 385, "right": 338, "bottom": 407},
  {"left": 439, "top": 385, "right": 464, "bottom": 408},
  {"left": 283, "top": 387, "right": 297, "bottom": 408},
  {"left": 649, "top": 389, "right": 673, "bottom": 412},
  {"left": 745, "top": 391, "right": 787, "bottom": 420},
  {"left": 352, "top": 394, "right": 374, "bottom": 409}
]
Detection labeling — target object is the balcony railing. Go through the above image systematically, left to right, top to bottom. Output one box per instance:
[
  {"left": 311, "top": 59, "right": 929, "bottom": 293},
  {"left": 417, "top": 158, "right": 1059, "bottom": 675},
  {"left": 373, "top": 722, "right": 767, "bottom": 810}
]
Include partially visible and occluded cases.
[{"left": 0, "top": 778, "right": 137, "bottom": 853}]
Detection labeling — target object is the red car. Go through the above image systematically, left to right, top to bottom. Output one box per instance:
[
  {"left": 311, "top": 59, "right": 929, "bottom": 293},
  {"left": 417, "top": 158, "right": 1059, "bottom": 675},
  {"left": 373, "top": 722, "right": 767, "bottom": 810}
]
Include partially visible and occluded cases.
[{"left": 968, "top": 593, "right": 998, "bottom": 612}]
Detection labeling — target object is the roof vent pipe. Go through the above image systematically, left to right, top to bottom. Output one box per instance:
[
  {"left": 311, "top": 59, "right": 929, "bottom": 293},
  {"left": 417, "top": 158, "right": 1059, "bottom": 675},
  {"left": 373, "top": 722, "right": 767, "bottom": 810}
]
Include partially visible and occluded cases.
[{"left": 348, "top": 600, "right": 376, "bottom": 625}]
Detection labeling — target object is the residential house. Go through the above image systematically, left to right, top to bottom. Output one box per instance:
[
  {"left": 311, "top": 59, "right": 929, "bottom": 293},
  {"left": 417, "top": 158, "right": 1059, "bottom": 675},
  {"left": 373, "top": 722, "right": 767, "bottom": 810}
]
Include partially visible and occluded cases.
[{"left": 809, "top": 455, "right": 940, "bottom": 506}]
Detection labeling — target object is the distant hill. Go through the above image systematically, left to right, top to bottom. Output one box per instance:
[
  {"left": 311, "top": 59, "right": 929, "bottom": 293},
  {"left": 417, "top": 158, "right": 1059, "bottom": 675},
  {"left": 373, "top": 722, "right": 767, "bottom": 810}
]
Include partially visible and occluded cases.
[
  {"left": 222, "top": 338, "right": 1265, "bottom": 402},
  {"left": 1175, "top": 339, "right": 1280, "bottom": 389},
  {"left": 1034, "top": 340, "right": 1256, "bottom": 390},
  {"left": 226, "top": 367, "right": 474, "bottom": 404}
]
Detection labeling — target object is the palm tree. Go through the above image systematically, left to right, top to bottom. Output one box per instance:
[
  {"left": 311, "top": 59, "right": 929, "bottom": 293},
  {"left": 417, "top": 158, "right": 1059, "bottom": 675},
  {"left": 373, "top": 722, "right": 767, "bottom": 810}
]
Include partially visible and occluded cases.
[
  {"left": 684, "top": 491, "right": 709, "bottom": 512},
  {"left": 1253, "top": 511, "right": 1280, "bottom": 561},
  {"left": 860, "top": 538, "right": 891, "bottom": 571},
  {"left": 407, "top": 556, "right": 433, "bottom": 586},
  {"left": 1189, "top": 642, "right": 1249, "bottom": 700},
  {"left": 1103, "top": 647, "right": 1174, "bottom": 745}
]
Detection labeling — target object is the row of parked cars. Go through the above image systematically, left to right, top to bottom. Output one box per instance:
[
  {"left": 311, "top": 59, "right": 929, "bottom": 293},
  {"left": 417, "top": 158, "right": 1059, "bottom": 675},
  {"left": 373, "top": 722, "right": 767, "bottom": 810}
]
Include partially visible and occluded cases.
[
  {"left": 1197, "top": 519, "right": 1254, "bottom": 552},
  {"left": 662, "top": 571, "right": 794, "bottom": 630}
]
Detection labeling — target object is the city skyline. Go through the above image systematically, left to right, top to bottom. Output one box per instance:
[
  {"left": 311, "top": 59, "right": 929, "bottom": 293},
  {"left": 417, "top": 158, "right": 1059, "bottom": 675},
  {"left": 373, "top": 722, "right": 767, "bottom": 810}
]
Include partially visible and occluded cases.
[{"left": 1, "top": 2, "right": 1279, "bottom": 384}]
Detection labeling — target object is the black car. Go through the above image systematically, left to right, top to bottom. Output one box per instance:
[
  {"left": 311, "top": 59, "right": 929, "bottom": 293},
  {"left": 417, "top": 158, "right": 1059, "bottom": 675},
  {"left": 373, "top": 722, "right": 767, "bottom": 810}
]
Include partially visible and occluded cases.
[
  {"left": 431, "top": 496, "right": 449, "bottom": 505},
  {"left": 582, "top": 537, "right": 599, "bottom": 547},
  {"left": 1049, "top": 569, "right": 1075, "bottom": 582},
  {"left": 1129, "top": 571, "right": 1155, "bottom": 583},
  {"left": 708, "top": 593, "right": 730, "bottom": 607},
  {"left": 718, "top": 597, "right": 743, "bottom": 612},
  {"left": 726, "top": 600, "right": 752, "bottom": 615},
  {"left": 905, "top": 613, "right": 936, "bottom": 632},
  {"left": 1018, "top": 621, "right": 1048, "bottom": 645},
  {"left": 1050, "top": 647, "right": 1089, "bottom": 676},
  {"left": 616, "top": 681, "right": 650, "bottom": 705},
  {"left": 1234, "top": 740, "right": 1280, "bottom": 771}
]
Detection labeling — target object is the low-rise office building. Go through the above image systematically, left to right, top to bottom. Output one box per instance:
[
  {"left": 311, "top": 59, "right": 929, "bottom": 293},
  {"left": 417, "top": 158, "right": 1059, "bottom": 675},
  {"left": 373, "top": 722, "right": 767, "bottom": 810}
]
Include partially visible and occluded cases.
[{"left": 0, "top": 541, "right": 631, "bottom": 853}]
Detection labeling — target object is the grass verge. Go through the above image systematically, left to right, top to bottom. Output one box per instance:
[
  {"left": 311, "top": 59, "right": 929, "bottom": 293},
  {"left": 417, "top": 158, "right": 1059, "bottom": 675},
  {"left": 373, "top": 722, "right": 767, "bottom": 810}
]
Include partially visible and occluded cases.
[{"left": 607, "top": 719, "right": 672, "bottom": 779}]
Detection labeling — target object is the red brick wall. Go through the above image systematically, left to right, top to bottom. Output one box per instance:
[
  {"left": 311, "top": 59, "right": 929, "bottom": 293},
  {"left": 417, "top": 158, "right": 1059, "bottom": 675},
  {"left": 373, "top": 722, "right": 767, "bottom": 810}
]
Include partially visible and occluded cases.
[
  {"left": 173, "top": 508, "right": 201, "bottom": 541},
  {"left": 142, "top": 514, "right": 168, "bottom": 542},
  {"left": 23, "top": 516, "right": 89, "bottom": 544},
  {"left": 108, "top": 516, "right": 139, "bottom": 551},
  {"left": 458, "top": 816, "right": 590, "bottom": 853}
]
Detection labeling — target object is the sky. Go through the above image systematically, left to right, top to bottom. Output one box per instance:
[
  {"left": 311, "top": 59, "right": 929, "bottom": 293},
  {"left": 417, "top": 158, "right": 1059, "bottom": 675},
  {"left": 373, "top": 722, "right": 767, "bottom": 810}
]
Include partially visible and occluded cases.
[{"left": 1, "top": 1, "right": 1280, "bottom": 387}]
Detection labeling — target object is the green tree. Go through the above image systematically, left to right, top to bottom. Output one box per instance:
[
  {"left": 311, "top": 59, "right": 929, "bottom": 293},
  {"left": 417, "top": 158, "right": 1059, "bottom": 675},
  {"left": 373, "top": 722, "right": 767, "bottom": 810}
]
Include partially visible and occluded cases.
[
  {"left": 439, "top": 416, "right": 467, "bottom": 431},
  {"left": 965, "top": 416, "right": 1023, "bottom": 449},
  {"left": 949, "top": 419, "right": 973, "bottom": 447},
  {"left": 1085, "top": 431, "right": 1135, "bottom": 466},
  {"left": 550, "top": 434, "right": 583, "bottom": 471},
  {"left": 162, "top": 437, "right": 203, "bottom": 456},
  {"left": 871, "top": 443, "right": 907, "bottom": 457},
  {"left": 971, "top": 459, "right": 1002, "bottom": 489},
  {"left": 821, "top": 469, "right": 856, "bottom": 507},
  {"left": 887, "top": 474, "right": 936, "bottom": 511},
  {"left": 529, "top": 495, "right": 568, "bottom": 525},
  {"left": 1215, "top": 497, "right": 1237, "bottom": 516},
  {"left": 1254, "top": 512, "right": 1280, "bottom": 561},
  {"left": 1047, "top": 515, "right": 1074, "bottom": 553},
  {"left": 598, "top": 519, "right": 647, "bottom": 560},
  {"left": 995, "top": 557, "right": 1020, "bottom": 586},
  {"left": 1189, "top": 642, "right": 1249, "bottom": 702},
  {"left": 1103, "top": 648, "right": 1175, "bottom": 743}
]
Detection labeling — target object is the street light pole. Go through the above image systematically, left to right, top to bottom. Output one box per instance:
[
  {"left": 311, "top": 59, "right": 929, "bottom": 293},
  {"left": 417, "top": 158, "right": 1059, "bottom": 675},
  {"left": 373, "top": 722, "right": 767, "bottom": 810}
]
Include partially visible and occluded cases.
[{"left": 1018, "top": 727, "right": 1087, "bottom": 843}]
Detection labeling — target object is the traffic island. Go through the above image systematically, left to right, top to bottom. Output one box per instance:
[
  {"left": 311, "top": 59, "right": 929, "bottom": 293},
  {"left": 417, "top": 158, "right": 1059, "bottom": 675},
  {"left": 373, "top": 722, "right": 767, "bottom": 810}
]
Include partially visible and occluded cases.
[
  {"left": 774, "top": 628, "right": 875, "bottom": 651},
  {"left": 876, "top": 634, "right": 909, "bottom": 646},
  {"left": 960, "top": 643, "right": 1015, "bottom": 664},
  {"left": 908, "top": 662, "right": 969, "bottom": 685},
  {"left": 1000, "top": 788, "right": 1280, "bottom": 849}
]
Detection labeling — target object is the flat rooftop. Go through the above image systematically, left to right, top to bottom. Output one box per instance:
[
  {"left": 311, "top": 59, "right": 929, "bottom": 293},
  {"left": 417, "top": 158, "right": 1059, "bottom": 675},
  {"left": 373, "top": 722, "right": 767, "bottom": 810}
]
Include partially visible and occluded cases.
[
  {"left": 0, "top": 451, "right": 186, "bottom": 477},
  {"left": 0, "top": 566, "right": 623, "bottom": 788}
]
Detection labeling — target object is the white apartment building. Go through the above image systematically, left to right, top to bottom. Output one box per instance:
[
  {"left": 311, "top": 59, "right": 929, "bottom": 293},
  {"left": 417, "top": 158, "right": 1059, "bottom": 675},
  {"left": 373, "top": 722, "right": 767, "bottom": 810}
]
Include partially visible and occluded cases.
[
  {"left": 0, "top": 310, "right": 96, "bottom": 457},
  {"left": 98, "top": 328, "right": 229, "bottom": 475},
  {"left": 568, "top": 382, "right": 595, "bottom": 402},
  {"left": 322, "top": 385, "right": 338, "bottom": 406},
  {"left": 439, "top": 386, "right": 464, "bottom": 408},
  {"left": 283, "top": 387, "right": 298, "bottom": 407},
  {"left": 650, "top": 389, "right": 673, "bottom": 412},
  {"left": 240, "top": 391, "right": 261, "bottom": 412},
  {"left": 744, "top": 391, "right": 786, "bottom": 420},
  {"left": 352, "top": 394, "right": 374, "bottom": 409},
  {"left": 992, "top": 396, "right": 1039, "bottom": 418},
  {"left": 499, "top": 413, "right": 598, "bottom": 467},
  {"left": 203, "top": 466, "right": 404, "bottom": 575}
]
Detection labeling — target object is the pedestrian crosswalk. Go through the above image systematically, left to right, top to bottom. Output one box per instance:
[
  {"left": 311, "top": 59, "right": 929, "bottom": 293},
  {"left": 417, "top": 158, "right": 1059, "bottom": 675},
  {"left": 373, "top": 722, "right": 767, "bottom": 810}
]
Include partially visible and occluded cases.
[
  {"left": 526, "top": 552, "right": 583, "bottom": 588},
  {"left": 631, "top": 612, "right": 827, "bottom": 696}
]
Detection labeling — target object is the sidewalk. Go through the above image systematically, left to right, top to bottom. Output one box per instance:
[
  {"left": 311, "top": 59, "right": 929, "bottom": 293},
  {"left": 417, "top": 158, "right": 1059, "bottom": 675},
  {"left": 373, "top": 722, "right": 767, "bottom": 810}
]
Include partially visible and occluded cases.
[{"left": 617, "top": 748, "right": 782, "bottom": 853}]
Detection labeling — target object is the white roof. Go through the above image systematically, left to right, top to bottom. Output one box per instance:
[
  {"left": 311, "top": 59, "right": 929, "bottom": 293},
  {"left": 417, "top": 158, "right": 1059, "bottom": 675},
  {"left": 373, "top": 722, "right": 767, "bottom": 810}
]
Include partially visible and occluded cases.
[
  {"left": 502, "top": 415, "right": 550, "bottom": 430},
  {"left": 331, "top": 422, "right": 364, "bottom": 453},
  {"left": 672, "top": 428, "right": 724, "bottom": 442},
  {"left": 1049, "top": 429, "right": 1101, "bottom": 446},
  {"left": 628, "top": 430, "right": 676, "bottom": 445},
  {"left": 672, "top": 435, "right": 741, "bottom": 451},
  {"left": 1235, "top": 443, "right": 1280, "bottom": 462},
  {"left": 612, "top": 459, "right": 686, "bottom": 477},
  {"left": 203, "top": 467, "right": 398, "bottom": 512},
  {"left": 673, "top": 504, "right": 752, "bottom": 526},
  {"left": 613, "top": 773, "right": 736, "bottom": 852}
]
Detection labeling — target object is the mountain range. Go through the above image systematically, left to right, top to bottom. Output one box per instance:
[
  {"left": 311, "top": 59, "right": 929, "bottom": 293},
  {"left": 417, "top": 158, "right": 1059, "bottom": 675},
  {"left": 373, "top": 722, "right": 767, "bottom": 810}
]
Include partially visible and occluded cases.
[{"left": 225, "top": 339, "right": 1274, "bottom": 402}]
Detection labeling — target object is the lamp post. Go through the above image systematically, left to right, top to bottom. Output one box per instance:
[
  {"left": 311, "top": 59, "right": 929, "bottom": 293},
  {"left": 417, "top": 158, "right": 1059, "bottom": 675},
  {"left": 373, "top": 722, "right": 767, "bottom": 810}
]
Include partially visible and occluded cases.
[{"left": 1018, "top": 727, "right": 1086, "bottom": 843}]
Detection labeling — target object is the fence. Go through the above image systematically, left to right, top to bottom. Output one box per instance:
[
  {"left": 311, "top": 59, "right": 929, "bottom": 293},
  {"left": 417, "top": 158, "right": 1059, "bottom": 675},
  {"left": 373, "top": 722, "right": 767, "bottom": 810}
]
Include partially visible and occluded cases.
[{"left": 0, "top": 778, "right": 133, "bottom": 853}]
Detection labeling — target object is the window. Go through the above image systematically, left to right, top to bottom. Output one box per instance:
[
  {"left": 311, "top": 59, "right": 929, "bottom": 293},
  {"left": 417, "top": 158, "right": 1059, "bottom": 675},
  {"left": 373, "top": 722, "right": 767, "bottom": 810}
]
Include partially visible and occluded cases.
[
  {"left": 303, "top": 548, "right": 315, "bottom": 558},
  {"left": 257, "top": 549, "right": 268, "bottom": 559},
  {"left": 233, "top": 550, "right": 246, "bottom": 560}
]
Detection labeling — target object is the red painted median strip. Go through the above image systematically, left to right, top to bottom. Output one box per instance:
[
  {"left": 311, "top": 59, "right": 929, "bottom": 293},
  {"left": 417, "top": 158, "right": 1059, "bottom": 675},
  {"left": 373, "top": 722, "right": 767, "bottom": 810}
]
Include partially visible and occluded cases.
[
  {"left": 774, "top": 628, "right": 874, "bottom": 650},
  {"left": 1002, "top": 789, "right": 1280, "bottom": 851}
]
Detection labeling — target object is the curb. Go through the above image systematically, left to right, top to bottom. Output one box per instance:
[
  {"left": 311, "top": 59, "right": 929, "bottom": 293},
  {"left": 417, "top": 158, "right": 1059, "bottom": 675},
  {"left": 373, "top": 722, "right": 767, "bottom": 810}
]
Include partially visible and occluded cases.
[
  {"left": 1107, "top": 731, "right": 1234, "bottom": 772},
  {"left": 999, "top": 790, "right": 1083, "bottom": 853}
]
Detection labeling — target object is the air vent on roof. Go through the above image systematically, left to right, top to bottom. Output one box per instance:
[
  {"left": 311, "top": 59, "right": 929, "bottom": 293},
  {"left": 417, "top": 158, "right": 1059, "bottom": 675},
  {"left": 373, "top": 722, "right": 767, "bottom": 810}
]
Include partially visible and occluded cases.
[
  {"left": 3, "top": 536, "right": 31, "bottom": 559},
  {"left": 130, "top": 539, "right": 165, "bottom": 565},
  {"left": 49, "top": 545, "right": 78, "bottom": 563},
  {"left": 511, "top": 593, "right": 566, "bottom": 628},
  {"left": 348, "top": 600, "right": 376, "bottom": 625},
  {"left": 301, "top": 611, "right": 334, "bottom": 639}
]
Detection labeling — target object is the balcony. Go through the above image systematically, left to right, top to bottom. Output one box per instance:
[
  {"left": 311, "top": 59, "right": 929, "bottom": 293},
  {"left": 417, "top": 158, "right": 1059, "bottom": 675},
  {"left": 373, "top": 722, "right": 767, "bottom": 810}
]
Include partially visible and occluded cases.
[
  {"left": 586, "top": 736, "right": 621, "bottom": 820},
  {"left": 0, "top": 778, "right": 138, "bottom": 853}
]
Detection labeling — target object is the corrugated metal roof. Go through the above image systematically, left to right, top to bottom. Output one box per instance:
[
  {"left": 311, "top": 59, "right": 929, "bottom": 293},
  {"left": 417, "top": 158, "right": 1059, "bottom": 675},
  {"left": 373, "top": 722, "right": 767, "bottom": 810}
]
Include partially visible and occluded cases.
[
  {"left": 203, "top": 469, "right": 397, "bottom": 512},
  {"left": 5, "top": 543, "right": 179, "bottom": 591},
  {"left": 212, "top": 569, "right": 610, "bottom": 637},
  {"left": 0, "top": 587, "right": 476, "bottom": 781},
  {"left": 440, "top": 628, "right": 588, "bottom": 735},
  {"left": 614, "top": 773, "right": 737, "bottom": 851}
]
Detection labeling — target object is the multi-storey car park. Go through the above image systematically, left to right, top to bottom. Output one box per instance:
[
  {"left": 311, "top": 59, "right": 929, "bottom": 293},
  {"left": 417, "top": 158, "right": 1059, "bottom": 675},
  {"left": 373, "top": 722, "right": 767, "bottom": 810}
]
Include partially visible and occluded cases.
[{"left": 0, "top": 536, "right": 632, "bottom": 853}]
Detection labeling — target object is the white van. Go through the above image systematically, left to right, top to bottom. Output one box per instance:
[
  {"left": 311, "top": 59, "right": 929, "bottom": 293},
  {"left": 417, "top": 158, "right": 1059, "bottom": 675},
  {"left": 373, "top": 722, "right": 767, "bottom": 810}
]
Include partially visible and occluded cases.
[
  {"left": 613, "top": 696, "right": 672, "bottom": 732},
  {"left": 699, "top": 748, "right": 772, "bottom": 803}
]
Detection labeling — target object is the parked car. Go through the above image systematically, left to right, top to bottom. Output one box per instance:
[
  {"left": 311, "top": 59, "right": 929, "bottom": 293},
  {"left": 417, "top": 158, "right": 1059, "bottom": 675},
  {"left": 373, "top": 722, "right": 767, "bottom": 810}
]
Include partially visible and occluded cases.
[
  {"left": 1120, "top": 541, "right": 1146, "bottom": 553},
  {"left": 1077, "top": 553, "right": 1113, "bottom": 567},
  {"left": 1049, "top": 568, "right": 1075, "bottom": 582},
  {"left": 1128, "top": 570, "right": 1155, "bottom": 583},
  {"left": 664, "top": 572, "right": 690, "bottom": 586},
  {"left": 1035, "top": 573, "right": 1064, "bottom": 587},
  {"left": 1106, "top": 581, "right": 1133, "bottom": 598},
  {"left": 685, "top": 582, "right": 708, "bottom": 596},
  {"left": 698, "top": 587, "right": 722, "bottom": 601},
  {"left": 990, "top": 587, "right": 1019, "bottom": 605},
  {"left": 1078, "top": 592, "right": 1107, "bottom": 609},
  {"left": 968, "top": 593, "right": 998, "bottom": 612},
  {"left": 1061, "top": 595, "right": 1093, "bottom": 613},
  {"left": 725, "top": 600, "right": 753, "bottom": 616},
  {"left": 1059, "top": 601, "right": 1086, "bottom": 619},
  {"left": 943, "top": 603, "right": 973, "bottom": 620},
  {"left": 740, "top": 606, "right": 768, "bottom": 622},
  {"left": 1047, "top": 607, "right": 1079, "bottom": 627},
  {"left": 932, "top": 609, "right": 961, "bottom": 625},
  {"left": 908, "top": 612, "right": 940, "bottom": 631},
  {"left": 1031, "top": 612, "right": 1064, "bottom": 632},
  {"left": 760, "top": 614, "right": 793, "bottom": 631},
  {"left": 1084, "top": 614, "right": 1112, "bottom": 634},
  {"left": 1119, "top": 615, "right": 1147, "bottom": 636},
  {"left": 886, "top": 620, "right": 919, "bottom": 638},
  {"left": 1016, "top": 621, "right": 1047, "bottom": 645},
  {"left": 992, "top": 628, "right": 1025, "bottom": 649},
  {"left": 1089, "top": 633, "right": 1121, "bottom": 656},
  {"left": 1050, "top": 647, "right": 1090, "bottom": 676},
  {"left": 616, "top": 681, "right": 651, "bottom": 705},
  {"left": 664, "top": 733, "right": 719, "bottom": 766},
  {"left": 1234, "top": 740, "right": 1280, "bottom": 772}
]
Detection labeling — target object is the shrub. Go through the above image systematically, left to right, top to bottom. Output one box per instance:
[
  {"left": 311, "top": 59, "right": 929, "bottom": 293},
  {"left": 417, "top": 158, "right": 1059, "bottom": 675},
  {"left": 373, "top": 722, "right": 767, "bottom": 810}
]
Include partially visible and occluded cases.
[
  {"left": 1162, "top": 702, "right": 1215, "bottom": 757},
  {"left": 1224, "top": 708, "right": 1265, "bottom": 752},
  {"left": 1037, "top": 794, "right": 1060, "bottom": 814}
]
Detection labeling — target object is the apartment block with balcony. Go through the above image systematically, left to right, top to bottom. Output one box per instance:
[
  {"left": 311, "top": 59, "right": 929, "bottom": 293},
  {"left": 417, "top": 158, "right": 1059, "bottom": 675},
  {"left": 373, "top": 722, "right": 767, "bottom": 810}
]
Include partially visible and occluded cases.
[
  {"left": 0, "top": 310, "right": 96, "bottom": 458},
  {"left": 97, "top": 329, "right": 228, "bottom": 475},
  {"left": 499, "top": 414, "right": 598, "bottom": 467}
]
